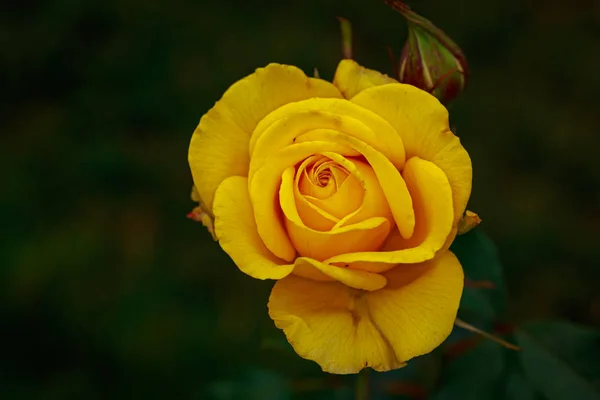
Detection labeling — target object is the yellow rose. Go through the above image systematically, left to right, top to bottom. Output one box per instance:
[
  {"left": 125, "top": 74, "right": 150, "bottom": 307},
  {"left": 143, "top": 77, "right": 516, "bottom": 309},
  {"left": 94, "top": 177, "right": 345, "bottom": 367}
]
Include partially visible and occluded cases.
[{"left": 188, "top": 59, "right": 472, "bottom": 374}]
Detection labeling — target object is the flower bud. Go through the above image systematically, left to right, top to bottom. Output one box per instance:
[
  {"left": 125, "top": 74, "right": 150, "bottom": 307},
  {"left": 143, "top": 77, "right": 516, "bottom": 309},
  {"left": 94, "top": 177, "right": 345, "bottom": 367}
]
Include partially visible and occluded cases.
[{"left": 386, "top": 1, "right": 468, "bottom": 104}]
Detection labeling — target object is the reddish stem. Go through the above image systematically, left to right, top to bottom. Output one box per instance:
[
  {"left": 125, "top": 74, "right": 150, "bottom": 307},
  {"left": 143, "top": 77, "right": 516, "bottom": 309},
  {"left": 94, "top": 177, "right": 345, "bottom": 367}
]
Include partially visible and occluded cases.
[{"left": 464, "top": 279, "right": 495, "bottom": 289}]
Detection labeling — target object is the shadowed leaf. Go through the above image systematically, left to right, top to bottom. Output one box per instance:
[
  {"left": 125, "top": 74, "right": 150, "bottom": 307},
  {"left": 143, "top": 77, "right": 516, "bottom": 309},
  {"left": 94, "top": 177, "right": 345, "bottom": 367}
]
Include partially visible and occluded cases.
[
  {"left": 451, "top": 228, "right": 506, "bottom": 319},
  {"left": 515, "top": 321, "right": 600, "bottom": 400}
]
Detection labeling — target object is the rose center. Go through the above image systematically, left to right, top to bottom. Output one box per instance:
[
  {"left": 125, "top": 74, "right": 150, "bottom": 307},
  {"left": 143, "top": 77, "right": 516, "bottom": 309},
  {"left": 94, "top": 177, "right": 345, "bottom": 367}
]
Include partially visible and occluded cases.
[
  {"left": 294, "top": 155, "right": 366, "bottom": 225},
  {"left": 300, "top": 156, "right": 350, "bottom": 200},
  {"left": 316, "top": 170, "right": 330, "bottom": 186}
]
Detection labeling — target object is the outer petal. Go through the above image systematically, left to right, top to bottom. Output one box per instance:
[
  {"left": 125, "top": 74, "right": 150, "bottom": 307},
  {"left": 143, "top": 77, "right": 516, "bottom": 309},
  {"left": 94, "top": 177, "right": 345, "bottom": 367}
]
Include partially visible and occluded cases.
[
  {"left": 333, "top": 59, "right": 398, "bottom": 99},
  {"left": 189, "top": 64, "right": 341, "bottom": 211},
  {"left": 351, "top": 83, "right": 472, "bottom": 223},
  {"left": 249, "top": 98, "right": 405, "bottom": 181},
  {"left": 395, "top": 157, "right": 454, "bottom": 250},
  {"left": 213, "top": 176, "right": 294, "bottom": 280},
  {"left": 268, "top": 251, "right": 464, "bottom": 374},
  {"left": 367, "top": 251, "right": 464, "bottom": 362},
  {"left": 295, "top": 257, "right": 387, "bottom": 291},
  {"left": 268, "top": 275, "right": 405, "bottom": 374}
]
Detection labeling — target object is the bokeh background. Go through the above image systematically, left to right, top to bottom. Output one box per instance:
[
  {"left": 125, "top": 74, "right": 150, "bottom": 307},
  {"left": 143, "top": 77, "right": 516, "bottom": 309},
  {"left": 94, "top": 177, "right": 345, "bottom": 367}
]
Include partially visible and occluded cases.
[{"left": 2, "top": 0, "right": 600, "bottom": 398}]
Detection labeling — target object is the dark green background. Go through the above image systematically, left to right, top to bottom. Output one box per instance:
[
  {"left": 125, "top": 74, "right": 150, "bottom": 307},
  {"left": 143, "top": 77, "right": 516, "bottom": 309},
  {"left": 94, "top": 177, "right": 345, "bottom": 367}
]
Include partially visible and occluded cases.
[{"left": 2, "top": 0, "right": 599, "bottom": 398}]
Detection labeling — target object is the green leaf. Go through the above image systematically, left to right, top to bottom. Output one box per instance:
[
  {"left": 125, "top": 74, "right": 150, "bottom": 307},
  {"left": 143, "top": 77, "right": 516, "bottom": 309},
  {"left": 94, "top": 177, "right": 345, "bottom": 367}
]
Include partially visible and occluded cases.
[
  {"left": 450, "top": 228, "right": 506, "bottom": 318},
  {"left": 451, "top": 229, "right": 503, "bottom": 284},
  {"left": 459, "top": 287, "right": 496, "bottom": 320},
  {"left": 515, "top": 321, "right": 600, "bottom": 400},
  {"left": 432, "top": 339, "right": 505, "bottom": 399},
  {"left": 498, "top": 348, "right": 544, "bottom": 400},
  {"left": 504, "top": 369, "right": 540, "bottom": 400}
]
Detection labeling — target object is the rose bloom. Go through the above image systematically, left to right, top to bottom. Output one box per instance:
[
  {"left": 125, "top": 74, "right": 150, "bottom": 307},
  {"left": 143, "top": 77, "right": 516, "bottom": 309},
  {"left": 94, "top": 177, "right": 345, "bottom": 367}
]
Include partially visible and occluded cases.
[{"left": 188, "top": 60, "right": 472, "bottom": 374}]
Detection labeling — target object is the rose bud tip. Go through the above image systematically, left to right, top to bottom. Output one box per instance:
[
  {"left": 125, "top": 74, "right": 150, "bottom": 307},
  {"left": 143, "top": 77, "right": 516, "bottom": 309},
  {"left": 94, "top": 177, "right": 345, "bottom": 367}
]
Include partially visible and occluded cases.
[
  {"left": 385, "top": 0, "right": 469, "bottom": 104},
  {"left": 457, "top": 210, "right": 481, "bottom": 235}
]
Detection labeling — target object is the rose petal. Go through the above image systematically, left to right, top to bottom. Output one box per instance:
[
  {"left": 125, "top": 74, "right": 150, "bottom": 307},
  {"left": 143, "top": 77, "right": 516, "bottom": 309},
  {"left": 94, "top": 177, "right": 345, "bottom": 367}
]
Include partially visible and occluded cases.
[
  {"left": 333, "top": 59, "right": 398, "bottom": 99},
  {"left": 189, "top": 64, "right": 341, "bottom": 211},
  {"left": 351, "top": 83, "right": 472, "bottom": 225},
  {"left": 249, "top": 98, "right": 405, "bottom": 182},
  {"left": 309, "top": 131, "right": 415, "bottom": 239},
  {"left": 250, "top": 141, "right": 358, "bottom": 261},
  {"left": 320, "top": 152, "right": 394, "bottom": 229},
  {"left": 299, "top": 154, "right": 365, "bottom": 221},
  {"left": 293, "top": 156, "right": 340, "bottom": 231},
  {"left": 325, "top": 157, "right": 454, "bottom": 270},
  {"left": 280, "top": 166, "right": 391, "bottom": 261},
  {"left": 213, "top": 176, "right": 294, "bottom": 280},
  {"left": 268, "top": 251, "right": 464, "bottom": 374},
  {"left": 367, "top": 251, "right": 464, "bottom": 361},
  {"left": 295, "top": 257, "right": 387, "bottom": 291},
  {"left": 269, "top": 277, "right": 405, "bottom": 374}
]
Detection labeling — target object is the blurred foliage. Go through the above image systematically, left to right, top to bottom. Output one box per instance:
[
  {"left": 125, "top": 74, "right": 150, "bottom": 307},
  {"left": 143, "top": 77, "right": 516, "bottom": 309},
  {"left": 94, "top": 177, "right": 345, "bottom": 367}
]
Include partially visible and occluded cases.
[
  {"left": 2, "top": 0, "right": 600, "bottom": 398},
  {"left": 453, "top": 229, "right": 506, "bottom": 321}
]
